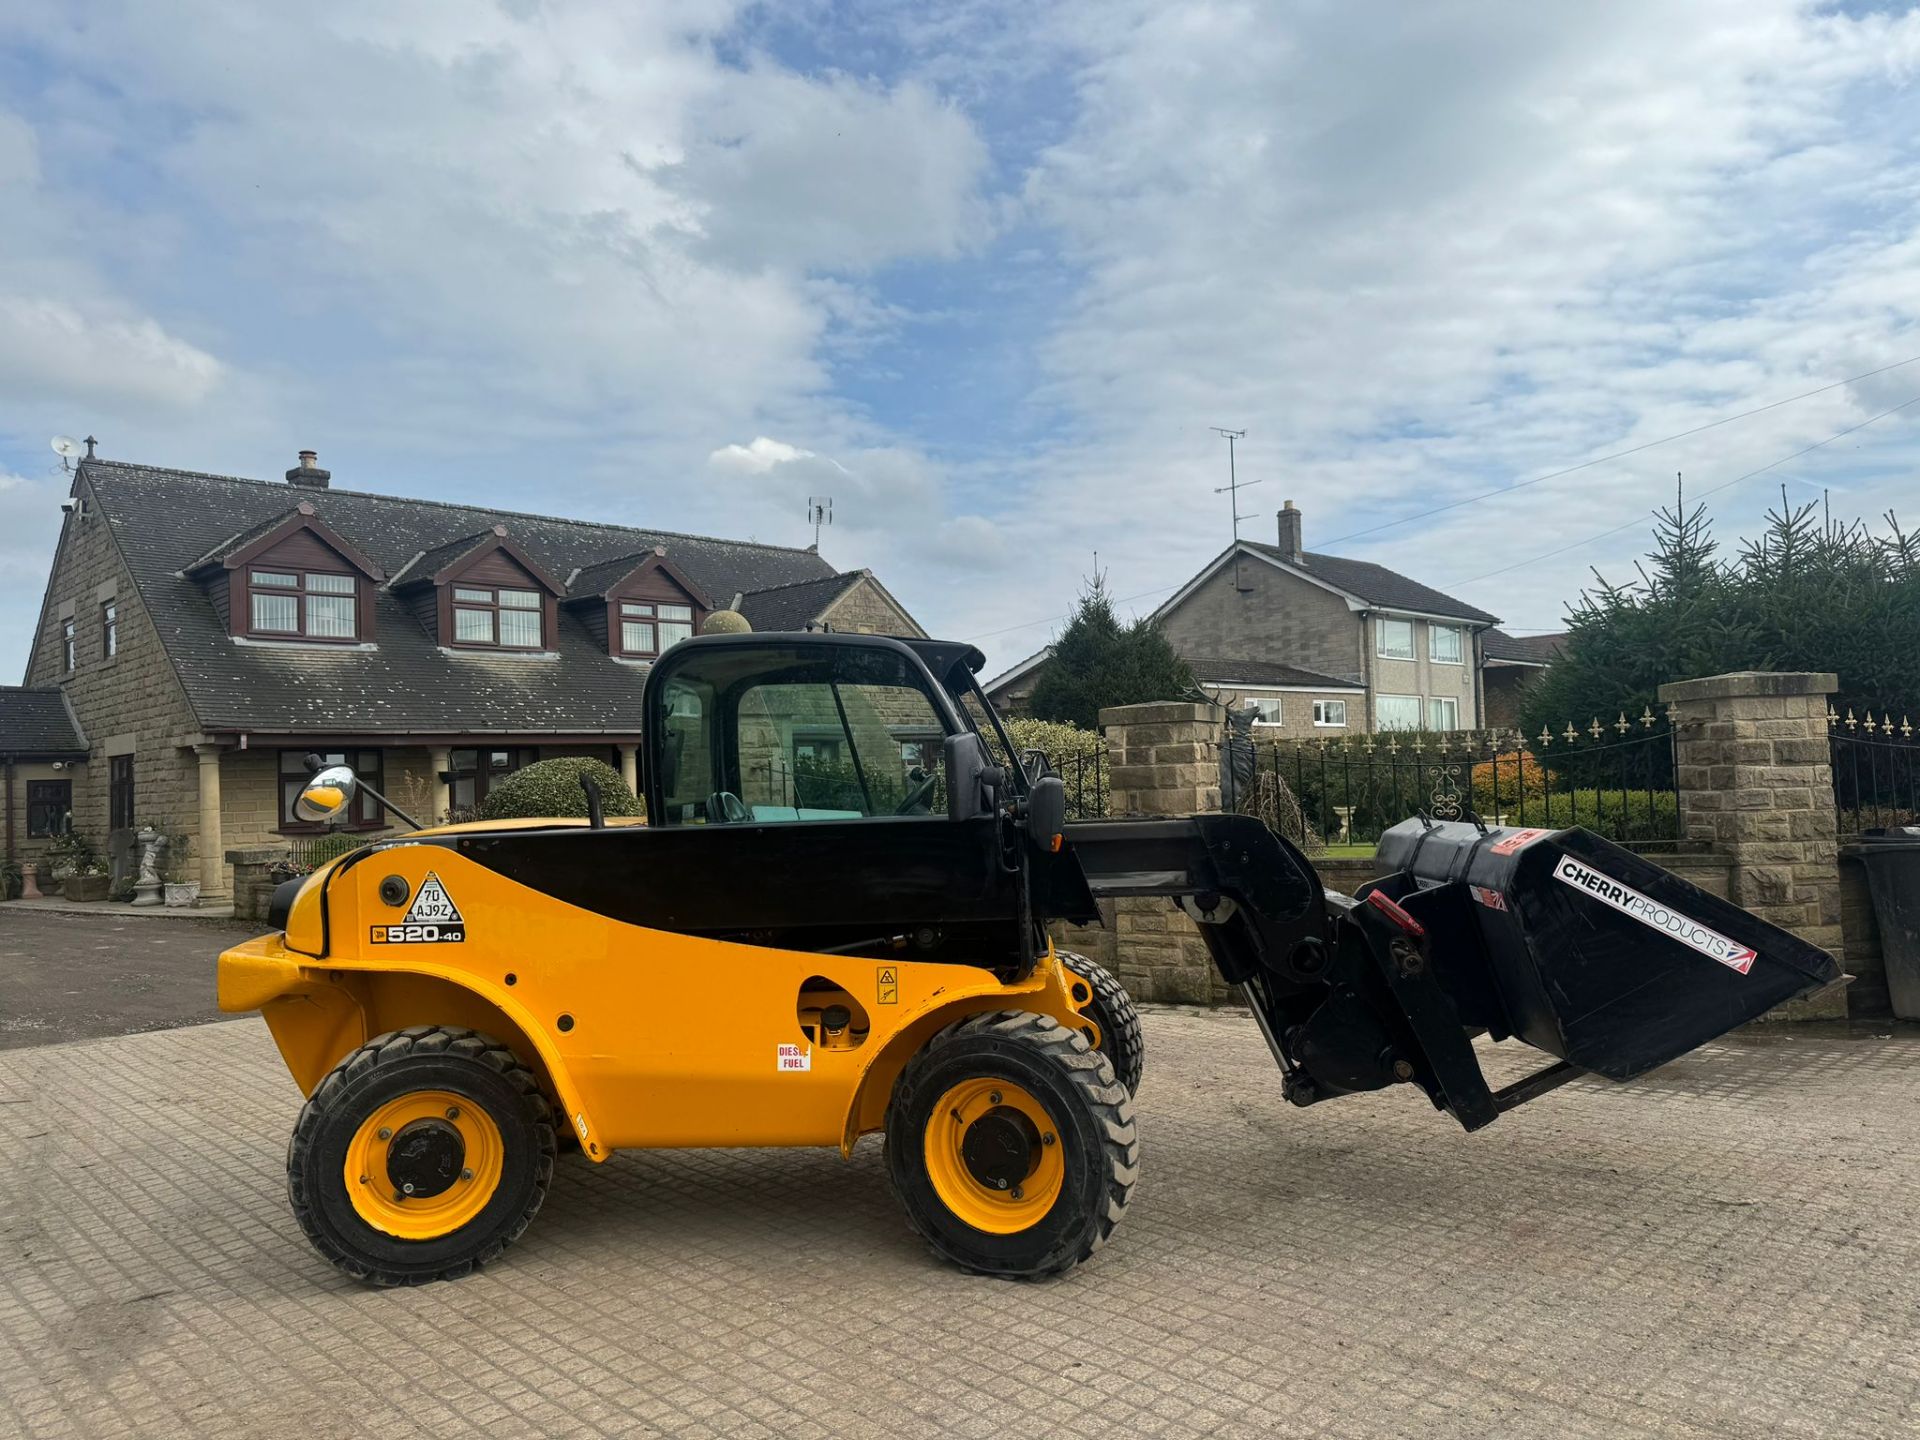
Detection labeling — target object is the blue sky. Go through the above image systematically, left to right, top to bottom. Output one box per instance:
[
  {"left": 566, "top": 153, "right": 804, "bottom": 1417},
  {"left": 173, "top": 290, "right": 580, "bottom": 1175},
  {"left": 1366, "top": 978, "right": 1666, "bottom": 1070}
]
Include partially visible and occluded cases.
[{"left": 4, "top": 1, "right": 1920, "bottom": 680}]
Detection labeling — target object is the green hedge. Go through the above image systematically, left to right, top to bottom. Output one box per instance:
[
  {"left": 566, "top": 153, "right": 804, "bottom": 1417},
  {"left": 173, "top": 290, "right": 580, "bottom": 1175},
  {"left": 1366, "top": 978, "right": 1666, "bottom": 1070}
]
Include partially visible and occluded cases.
[{"left": 477, "top": 758, "right": 643, "bottom": 821}]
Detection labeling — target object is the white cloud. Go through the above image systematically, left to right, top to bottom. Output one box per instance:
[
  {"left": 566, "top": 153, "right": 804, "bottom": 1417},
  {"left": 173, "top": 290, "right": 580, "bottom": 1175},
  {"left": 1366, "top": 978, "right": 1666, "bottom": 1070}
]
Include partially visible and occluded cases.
[
  {"left": 946, "top": 0, "right": 1920, "bottom": 664},
  {"left": 0, "top": 297, "right": 225, "bottom": 412},
  {"left": 706, "top": 435, "right": 1008, "bottom": 576},
  {"left": 708, "top": 436, "right": 841, "bottom": 474}
]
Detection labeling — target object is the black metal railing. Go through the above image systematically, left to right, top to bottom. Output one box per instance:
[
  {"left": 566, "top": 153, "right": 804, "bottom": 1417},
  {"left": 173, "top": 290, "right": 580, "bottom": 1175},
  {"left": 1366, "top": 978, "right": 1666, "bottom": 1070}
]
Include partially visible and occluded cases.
[
  {"left": 1829, "top": 708, "right": 1919, "bottom": 837},
  {"left": 1244, "top": 715, "right": 1682, "bottom": 852},
  {"left": 1048, "top": 749, "right": 1108, "bottom": 819},
  {"left": 284, "top": 831, "right": 384, "bottom": 871}
]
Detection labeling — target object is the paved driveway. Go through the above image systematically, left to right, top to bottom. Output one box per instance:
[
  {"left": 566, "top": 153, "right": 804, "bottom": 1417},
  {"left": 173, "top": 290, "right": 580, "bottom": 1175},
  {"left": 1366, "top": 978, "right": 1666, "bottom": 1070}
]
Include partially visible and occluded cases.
[
  {"left": 0, "top": 908, "right": 260, "bottom": 1048},
  {"left": 0, "top": 1007, "right": 1915, "bottom": 1439}
]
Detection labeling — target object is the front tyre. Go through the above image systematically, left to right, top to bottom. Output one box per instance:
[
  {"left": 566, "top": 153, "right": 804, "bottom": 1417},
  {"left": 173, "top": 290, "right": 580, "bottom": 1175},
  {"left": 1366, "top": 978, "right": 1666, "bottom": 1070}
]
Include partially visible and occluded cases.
[
  {"left": 1060, "top": 950, "right": 1144, "bottom": 1094},
  {"left": 886, "top": 1011, "right": 1137, "bottom": 1279},
  {"left": 287, "top": 1026, "right": 556, "bottom": 1286}
]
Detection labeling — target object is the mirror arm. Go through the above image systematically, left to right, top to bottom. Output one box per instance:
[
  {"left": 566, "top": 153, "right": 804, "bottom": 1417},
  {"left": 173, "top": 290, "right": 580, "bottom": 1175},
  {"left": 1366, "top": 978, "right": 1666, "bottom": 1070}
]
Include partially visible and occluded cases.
[{"left": 355, "top": 781, "right": 424, "bottom": 833}]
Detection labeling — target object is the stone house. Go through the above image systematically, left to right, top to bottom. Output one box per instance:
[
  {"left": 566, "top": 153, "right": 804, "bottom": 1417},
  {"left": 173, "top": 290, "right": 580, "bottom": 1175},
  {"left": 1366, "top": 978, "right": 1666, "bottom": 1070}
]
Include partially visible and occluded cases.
[
  {"left": 5, "top": 447, "right": 921, "bottom": 901},
  {"left": 986, "top": 502, "right": 1500, "bottom": 737},
  {"left": 1480, "top": 628, "right": 1568, "bottom": 728}
]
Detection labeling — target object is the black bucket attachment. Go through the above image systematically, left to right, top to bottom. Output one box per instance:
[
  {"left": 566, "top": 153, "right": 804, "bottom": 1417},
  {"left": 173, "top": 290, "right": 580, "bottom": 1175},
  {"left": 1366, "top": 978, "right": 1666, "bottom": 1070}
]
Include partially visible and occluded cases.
[{"left": 1371, "top": 821, "right": 1841, "bottom": 1084}]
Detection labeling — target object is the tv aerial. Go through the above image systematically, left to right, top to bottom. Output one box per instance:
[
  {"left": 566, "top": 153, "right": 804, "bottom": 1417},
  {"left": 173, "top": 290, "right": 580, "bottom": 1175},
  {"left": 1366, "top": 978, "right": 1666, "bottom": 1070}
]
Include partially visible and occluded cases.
[
  {"left": 51, "top": 435, "right": 83, "bottom": 472},
  {"left": 807, "top": 495, "right": 833, "bottom": 549}
]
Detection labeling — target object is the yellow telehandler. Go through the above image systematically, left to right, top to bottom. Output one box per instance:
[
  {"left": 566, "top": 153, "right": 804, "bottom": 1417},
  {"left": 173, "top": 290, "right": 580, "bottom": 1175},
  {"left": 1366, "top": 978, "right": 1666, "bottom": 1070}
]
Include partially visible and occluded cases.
[{"left": 218, "top": 633, "right": 1835, "bottom": 1285}]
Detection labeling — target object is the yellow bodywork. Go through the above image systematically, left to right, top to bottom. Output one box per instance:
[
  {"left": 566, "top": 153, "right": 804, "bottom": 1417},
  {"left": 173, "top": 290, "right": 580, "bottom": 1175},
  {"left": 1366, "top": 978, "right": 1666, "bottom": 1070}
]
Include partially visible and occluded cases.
[{"left": 218, "top": 839, "right": 1095, "bottom": 1162}]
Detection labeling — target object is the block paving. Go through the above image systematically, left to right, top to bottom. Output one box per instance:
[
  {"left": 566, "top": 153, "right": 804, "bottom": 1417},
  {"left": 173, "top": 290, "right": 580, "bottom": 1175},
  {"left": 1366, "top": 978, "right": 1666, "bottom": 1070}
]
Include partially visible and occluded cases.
[{"left": 1, "top": 1010, "right": 1915, "bottom": 1438}]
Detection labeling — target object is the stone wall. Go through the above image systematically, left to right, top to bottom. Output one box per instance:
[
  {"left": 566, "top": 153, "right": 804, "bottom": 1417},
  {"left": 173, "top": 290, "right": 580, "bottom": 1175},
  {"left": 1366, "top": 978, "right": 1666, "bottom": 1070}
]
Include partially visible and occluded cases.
[
  {"left": 23, "top": 471, "right": 203, "bottom": 855},
  {"left": 1156, "top": 558, "right": 1366, "bottom": 692},
  {"left": 818, "top": 575, "right": 923, "bottom": 637}
]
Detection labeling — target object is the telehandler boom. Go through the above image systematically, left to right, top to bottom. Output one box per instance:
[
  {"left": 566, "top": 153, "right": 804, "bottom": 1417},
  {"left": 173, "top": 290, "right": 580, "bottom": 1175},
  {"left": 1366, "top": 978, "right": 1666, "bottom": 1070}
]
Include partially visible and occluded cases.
[{"left": 217, "top": 632, "right": 1838, "bottom": 1284}]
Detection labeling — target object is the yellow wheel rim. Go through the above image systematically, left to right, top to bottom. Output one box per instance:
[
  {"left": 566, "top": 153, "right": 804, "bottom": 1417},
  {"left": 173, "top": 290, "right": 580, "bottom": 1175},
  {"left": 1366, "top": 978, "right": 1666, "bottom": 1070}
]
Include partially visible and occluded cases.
[
  {"left": 923, "top": 1078, "right": 1066, "bottom": 1235},
  {"left": 344, "top": 1090, "right": 505, "bottom": 1240}
]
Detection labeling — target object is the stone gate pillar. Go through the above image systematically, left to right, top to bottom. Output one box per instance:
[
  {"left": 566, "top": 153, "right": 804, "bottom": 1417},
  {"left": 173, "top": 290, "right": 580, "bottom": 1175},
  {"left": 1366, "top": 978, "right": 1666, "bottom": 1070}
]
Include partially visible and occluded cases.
[
  {"left": 1657, "top": 671, "right": 1846, "bottom": 1019},
  {"left": 1092, "top": 702, "right": 1234, "bottom": 1004}
]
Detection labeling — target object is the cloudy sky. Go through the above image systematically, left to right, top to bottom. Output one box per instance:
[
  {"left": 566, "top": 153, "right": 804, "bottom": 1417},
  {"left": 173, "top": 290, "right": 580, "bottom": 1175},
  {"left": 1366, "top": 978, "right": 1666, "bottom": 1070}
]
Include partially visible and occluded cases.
[{"left": 4, "top": 0, "right": 1920, "bottom": 679}]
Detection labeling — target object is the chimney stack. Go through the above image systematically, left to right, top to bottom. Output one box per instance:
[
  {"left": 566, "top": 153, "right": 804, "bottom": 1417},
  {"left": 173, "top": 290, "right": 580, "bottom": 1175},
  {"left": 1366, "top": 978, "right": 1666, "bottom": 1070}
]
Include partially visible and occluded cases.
[
  {"left": 286, "top": 450, "right": 331, "bottom": 489},
  {"left": 1277, "top": 500, "right": 1303, "bottom": 562}
]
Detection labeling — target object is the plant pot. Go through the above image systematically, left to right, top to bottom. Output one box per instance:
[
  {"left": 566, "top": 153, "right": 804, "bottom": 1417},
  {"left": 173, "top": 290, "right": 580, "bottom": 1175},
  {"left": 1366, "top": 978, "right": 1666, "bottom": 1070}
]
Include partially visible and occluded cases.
[
  {"left": 63, "top": 874, "right": 110, "bottom": 903},
  {"left": 164, "top": 882, "right": 201, "bottom": 908}
]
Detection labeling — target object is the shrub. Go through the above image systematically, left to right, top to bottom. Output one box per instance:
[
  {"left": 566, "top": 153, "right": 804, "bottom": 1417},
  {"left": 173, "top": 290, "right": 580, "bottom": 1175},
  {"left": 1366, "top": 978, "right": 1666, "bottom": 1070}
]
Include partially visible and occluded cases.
[
  {"left": 1006, "top": 717, "right": 1104, "bottom": 765},
  {"left": 1469, "top": 749, "right": 1552, "bottom": 813},
  {"left": 477, "top": 757, "right": 642, "bottom": 821}
]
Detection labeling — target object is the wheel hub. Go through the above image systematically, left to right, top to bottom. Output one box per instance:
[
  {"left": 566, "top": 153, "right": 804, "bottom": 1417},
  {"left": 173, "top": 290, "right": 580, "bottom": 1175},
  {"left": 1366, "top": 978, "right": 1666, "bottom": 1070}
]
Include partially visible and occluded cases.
[
  {"left": 959, "top": 1106, "right": 1038, "bottom": 1191},
  {"left": 385, "top": 1118, "right": 466, "bottom": 1199}
]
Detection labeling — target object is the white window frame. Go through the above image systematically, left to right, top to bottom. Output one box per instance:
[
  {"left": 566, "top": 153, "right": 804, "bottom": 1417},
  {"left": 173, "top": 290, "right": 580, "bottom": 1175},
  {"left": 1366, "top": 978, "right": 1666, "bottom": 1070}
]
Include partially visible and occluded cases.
[
  {"left": 1377, "top": 617, "right": 1414, "bottom": 661},
  {"left": 1428, "top": 624, "right": 1463, "bottom": 665},
  {"left": 1375, "top": 694, "right": 1422, "bottom": 731},
  {"left": 1242, "top": 695, "right": 1283, "bottom": 728},
  {"left": 1428, "top": 696, "right": 1460, "bottom": 730},
  {"left": 1312, "top": 699, "right": 1348, "bottom": 728}
]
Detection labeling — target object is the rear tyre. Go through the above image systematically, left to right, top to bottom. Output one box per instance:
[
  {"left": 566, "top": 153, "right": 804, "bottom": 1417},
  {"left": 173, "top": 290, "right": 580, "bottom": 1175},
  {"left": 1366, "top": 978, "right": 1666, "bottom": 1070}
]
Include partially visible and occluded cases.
[
  {"left": 1059, "top": 950, "right": 1144, "bottom": 1094},
  {"left": 886, "top": 1010, "right": 1137, "bottom": 1279},
  {"left": 287, "top": 1026, "right": 556, "bottom": 1286}
]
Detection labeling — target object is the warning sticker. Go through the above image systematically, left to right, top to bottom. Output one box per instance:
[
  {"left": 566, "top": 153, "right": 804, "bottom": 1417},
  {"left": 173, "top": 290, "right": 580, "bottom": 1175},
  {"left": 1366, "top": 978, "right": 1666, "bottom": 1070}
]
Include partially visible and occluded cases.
[
  {"left": 1490, "top": 828, "right": 1551, "bottom": 856},
  {"left": 1553, "top": 855, "right": 1757, "bottom": 975},
  {"left": 371, "top": 871, "right": 465, "bottom": 943},
  {"left": 1470, "top": 885, "right": 1508, "bottom": 911},
  {"left": 876, "top": 966, "right": 899, "bottom": 1005},
  {"left": 777, "top": 1043, "right": 812, "bottom": 1073}
]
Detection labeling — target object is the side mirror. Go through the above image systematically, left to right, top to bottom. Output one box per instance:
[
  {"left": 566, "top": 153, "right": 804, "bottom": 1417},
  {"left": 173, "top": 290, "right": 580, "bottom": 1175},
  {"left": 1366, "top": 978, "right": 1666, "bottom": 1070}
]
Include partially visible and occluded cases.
[
  {"left": 944, "top": 733, "right": 1002, "bottom": 821},
  {"left": 294, "top": 764, "right": 358, "bottom": 826},
  {"left": 1027, "top": 774, "right": 1066, "bottom": 853}
]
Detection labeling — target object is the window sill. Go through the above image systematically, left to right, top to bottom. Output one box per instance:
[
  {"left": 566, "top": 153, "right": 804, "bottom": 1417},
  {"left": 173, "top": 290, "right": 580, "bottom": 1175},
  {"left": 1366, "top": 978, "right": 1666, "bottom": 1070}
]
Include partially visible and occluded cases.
[
  {"left": 234, "top": 636, "right": 378, "bottom": 651},
  {"left": 437, "top": 646, "right": 559, "bottom": 660}
]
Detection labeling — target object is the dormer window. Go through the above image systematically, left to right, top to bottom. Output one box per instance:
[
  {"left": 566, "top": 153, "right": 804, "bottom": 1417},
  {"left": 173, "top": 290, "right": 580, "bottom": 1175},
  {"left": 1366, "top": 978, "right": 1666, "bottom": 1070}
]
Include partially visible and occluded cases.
[
  {"left": 185, "top": 499, "right": 384, "bottom": 647},
  {"left": 566, "top": 545, "right": 710, "bottom": 661},
  {"left": 249, "top": 568, "right": 359, "bottom": 640},
  {"left": 453, "top": 584, "right": 544, "bottom": 649},
  {"left": 617, "top": 600, "right": 695, "bottom": 657}
]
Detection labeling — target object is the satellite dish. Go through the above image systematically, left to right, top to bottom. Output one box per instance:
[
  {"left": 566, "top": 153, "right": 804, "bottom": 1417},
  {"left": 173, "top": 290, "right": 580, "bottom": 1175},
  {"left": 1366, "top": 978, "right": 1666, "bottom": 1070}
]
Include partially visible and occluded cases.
[{"left": 51, "top": 436, "right": 82, "bottom": 460}]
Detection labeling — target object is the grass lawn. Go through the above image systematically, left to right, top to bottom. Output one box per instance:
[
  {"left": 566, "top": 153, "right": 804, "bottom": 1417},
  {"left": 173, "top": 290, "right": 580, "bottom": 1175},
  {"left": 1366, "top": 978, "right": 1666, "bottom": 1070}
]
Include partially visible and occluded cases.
[{"left": 1317, "top": 843, "right": 1378, "bottom": 858}]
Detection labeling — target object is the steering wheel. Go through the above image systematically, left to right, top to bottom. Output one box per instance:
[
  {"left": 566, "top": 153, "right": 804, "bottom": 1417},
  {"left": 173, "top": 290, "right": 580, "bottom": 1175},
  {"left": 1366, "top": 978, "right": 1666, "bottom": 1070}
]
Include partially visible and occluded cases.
[
  {"left": 894, "top": 767, "right": 938, "bottom": 816},
  {"left": 708, "top": 791, "right": 752, "bottom": 823}
]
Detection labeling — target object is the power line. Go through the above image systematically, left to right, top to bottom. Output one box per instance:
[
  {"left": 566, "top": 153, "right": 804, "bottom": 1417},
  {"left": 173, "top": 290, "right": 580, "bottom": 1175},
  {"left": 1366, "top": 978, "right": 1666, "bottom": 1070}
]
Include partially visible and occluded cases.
[
  {"left": 1316, "top": 351, "right": 1920, "bottom": 550},
  {"left": 1448, "top": 392, "right": 1920, "bottom": 587}
]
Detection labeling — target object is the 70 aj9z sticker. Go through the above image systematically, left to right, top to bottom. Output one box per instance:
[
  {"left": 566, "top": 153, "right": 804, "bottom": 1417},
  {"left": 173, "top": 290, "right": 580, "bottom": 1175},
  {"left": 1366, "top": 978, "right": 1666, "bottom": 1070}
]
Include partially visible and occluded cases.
[
  {"left": 1553, "top": 856, "right": 1756, "bottom": 975},
  {"left": 370, "top": 872, "right": 466, "bottom": 944}
]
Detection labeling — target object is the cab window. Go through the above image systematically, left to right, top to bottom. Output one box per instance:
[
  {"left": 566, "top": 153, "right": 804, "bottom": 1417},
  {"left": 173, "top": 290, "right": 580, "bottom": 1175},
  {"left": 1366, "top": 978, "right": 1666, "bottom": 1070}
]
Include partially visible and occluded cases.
[{"left": 653, "top": 644, "right": 949, "bottom": 824}]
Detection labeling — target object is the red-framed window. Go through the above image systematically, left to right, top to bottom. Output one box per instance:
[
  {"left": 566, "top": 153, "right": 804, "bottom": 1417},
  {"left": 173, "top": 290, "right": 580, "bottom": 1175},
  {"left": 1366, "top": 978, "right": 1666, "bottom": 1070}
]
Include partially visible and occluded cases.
[
  {"left": 248, "top": 568, "right": 358, "bottom": 641},
  {"left": 451, "top": 585, "right": 543, "bottom": 649},
  {"left": 617, "top": 600, "right": 694, "bottom": 657},
  {"left": 448, "top": 747, "right": 540, "bottom": 813},
  {"left": 279, "top": 749, "right": 385, "bottom": 830}
]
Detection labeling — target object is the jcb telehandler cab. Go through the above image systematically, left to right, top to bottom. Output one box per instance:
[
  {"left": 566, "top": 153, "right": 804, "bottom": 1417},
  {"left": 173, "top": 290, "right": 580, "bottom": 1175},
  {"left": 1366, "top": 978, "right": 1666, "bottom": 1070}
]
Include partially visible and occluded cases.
[{"left": 218, "top": 632, "right": 1838, "bottom": 1286}]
